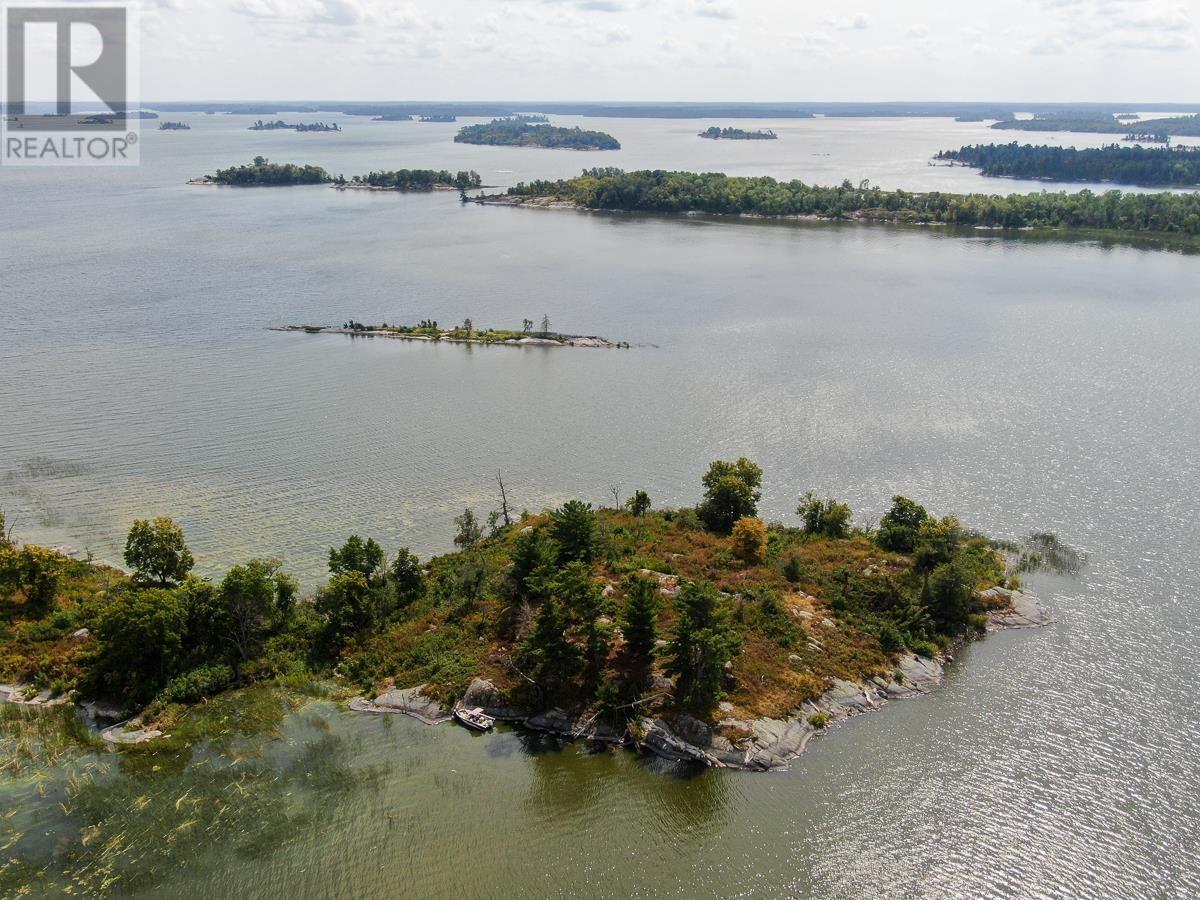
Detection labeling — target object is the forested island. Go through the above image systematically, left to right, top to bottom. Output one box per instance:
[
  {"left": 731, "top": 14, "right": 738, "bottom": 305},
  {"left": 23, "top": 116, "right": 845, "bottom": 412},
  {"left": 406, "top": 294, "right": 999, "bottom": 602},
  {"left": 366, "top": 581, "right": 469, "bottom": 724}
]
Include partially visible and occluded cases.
[
  {"left": 993, "top": 112, "right": 1200, "bottom": 137},
  {"left": 419, "top": 114, "right": 457, "bottom": 123},
  {"left": 455, "top": 118, "right": 621, "bottom": 150},
  {"left": 249, "top": 119, "right": 341, "bottom": 133},
  {"left": 158, "top": 121, "right": 191, "bottom": 131},
  {"left": 699, "top": 126, "right": 777, "bottom": 140},
  {"left": 935, "top": 143, "right": 1200, "bottom": 187},
  {"left": 190, "top": 159, "right": 479, "bottom": 190},
  {"left": 478, "top": 167, "right": 1200, "bottom": 238},
  {"left": 276, "top": 317, "right": 625, "bottom": 348},
  {"left": 0, "top": 463, "right": 1051, "bottom": 768}
]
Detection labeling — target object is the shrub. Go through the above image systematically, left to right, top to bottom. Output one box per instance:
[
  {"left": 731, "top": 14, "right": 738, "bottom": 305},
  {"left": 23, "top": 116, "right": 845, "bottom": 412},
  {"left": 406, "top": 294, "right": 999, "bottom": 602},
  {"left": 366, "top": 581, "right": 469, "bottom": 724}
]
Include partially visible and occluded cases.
[
  {"left": 797, "top": 492, "right": 853, "bottom": 538},
  {"left": 731, "top": 517, "right": 768, "bottom": 565},
  {"left": 781, "top": 555, "right": 806, "bottom": 584},
  {"left": 967, "top": 612, "right": 989, "bottom": 632},
  {"left": 878, "top": 621, "right": 904, "bottom": 653},
  {"left": 910, "top": 640, "right": 938, "bottom": 659},
  {"left": 159, "top": 662, "right": 234, "bottom": 705},
  {"left": 808, "top": 711, "right": 832, "bottom": 729}
]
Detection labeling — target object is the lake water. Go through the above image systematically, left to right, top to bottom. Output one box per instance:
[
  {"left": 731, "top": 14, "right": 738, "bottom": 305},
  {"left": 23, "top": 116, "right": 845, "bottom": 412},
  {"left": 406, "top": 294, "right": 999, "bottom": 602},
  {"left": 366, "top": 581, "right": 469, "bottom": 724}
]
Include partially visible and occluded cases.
[{"left": 1, "top": 114, "right": 1198, "bottom": 897}]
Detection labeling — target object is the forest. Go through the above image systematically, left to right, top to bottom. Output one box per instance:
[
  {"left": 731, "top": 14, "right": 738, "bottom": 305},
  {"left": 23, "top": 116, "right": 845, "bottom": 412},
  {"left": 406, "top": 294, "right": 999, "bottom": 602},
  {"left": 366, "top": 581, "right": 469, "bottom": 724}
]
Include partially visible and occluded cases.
[
  {"left": 992, "top": 112, "right": 1200, "bottom": 137},
  {"left": 454, "top": 118, "right": 621, "bottom": 150},
  {"left": 935, "top": 143, "right": 1200, "bottom": 187},
  {"left": 208, "top": 157, "right": 332, "bottom": 185},
  {"left": 501, "top": 168, "right": 1200, "bottom": 236},
  {"left": 350, "top": 169, "right": 482, "bottom": 190},
  {"left": 0, "top": 464, "right": 1016, "bottom": 732}
]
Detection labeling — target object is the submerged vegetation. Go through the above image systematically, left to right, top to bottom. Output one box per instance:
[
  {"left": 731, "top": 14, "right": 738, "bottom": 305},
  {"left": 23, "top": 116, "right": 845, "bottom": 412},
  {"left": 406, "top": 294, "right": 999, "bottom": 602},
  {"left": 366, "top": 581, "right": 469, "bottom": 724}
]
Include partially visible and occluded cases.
[
  {"left": 455, "top": 118, "right": 621, "bottom": 150},
  {"left": 936, "top": 142, "right": 1200, "bottom": 186},
  {"left": 496, "top": 167, "right": 1200, "bottom": 237},
  {"left": 1, "top": 464, "right": 1023, "bottom": 735}
]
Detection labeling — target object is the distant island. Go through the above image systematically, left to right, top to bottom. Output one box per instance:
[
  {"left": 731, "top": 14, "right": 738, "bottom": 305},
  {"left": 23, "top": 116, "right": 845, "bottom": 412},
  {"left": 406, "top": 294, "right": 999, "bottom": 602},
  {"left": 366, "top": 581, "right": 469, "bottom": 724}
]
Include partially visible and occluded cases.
[
  {"left": 992, "top": 112, "right": 1200, "bottom": 137},
  {"left": 373, "top": 114, "right": 413, "bottom": 121},
  {"left": 419, "top": 114, "right": 457, "bottom": 123},
  {"left": 455, "top": 117, "right": 621, "bottom": 150},
  {"left": 249, "top": 119, "right": 341, "bottom": 133},
  {"left": 158, "top": 121, "right": 191, "bottom": 131},
  {"left": 699, "top": 126, "right": 778, "bottom": 140},
  {"left": 1123, "top": 132, "right": 1170, "bottom": 144},
  {"left": 934, "top": 143, "right": 1200, "bottom": 187},
  {"left": 190, "top": 158, "right": 482, "bottom": 191},
  {"left": 472, "top": 167, "right": 1200, "bottom": 239},
  {"left": 276, "top": 317, "right": 627, "bottom": 348},
  {"left": 0, "top": 467, "right": 1051, "bottom": 770}
]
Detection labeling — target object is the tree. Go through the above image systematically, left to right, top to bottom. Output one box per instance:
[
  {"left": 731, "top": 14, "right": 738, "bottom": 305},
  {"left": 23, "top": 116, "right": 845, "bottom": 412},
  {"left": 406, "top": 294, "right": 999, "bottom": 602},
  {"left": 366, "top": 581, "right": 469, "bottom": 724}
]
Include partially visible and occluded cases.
[
  {"left": 540, "top": 314, "right": 551, "bottom": 335},
  {"left": 463, "top": 317, "right": 474, "bottom": 335},
  {"left": 522, "top": 319, "right": 533, "bottom": 333},
  {"left": 698, "top": 458, "right": 762, "bottom": 534},
  {"left": 496, "top": 472, "right": 513, "bottom": 526},
  {"left": 625, "top": 490, "right": 651, "bottom": 517},
  {"left": 796, "top": 493, "right": 853, "bottom": 538},
  {"left": 877, "top": 496, "right": 929, "bottom": 553},
  {"left": 550, "top": 500, "right": 598, "bottom": 564},
  {"left": 453, "top": 509, "right": 483, "bottom": 548},
  {"left": 914, "top": 515, "right": 963, "bottom": 574},
  {"left": 124, "top": 517, "right": 195, "bottom": 586},
  {"left": 731, "top": 517, "right": 768, "bottom": 565},
  {"left": 509, "top": 529, "right": 559, "bottom": 606},
  {"left": 329, "top": 535, "right": 385, "bottom": 583},
  {"left": 0, "top": 545, "right": 62, "bottom": 617},
  {"left": 389, "top": 547, "right": 424, "bottom": 606},
  {"left": 925, "top": 558, "right": 976, "bottom": 631},
  {"left": 217, "top": 559, "right": 293, "bottom": 667},
  {"left": 315, "top": 571, "right": 372, "bottom": 648},
  {"left": 621, "top": 575, "right": 660, "bottom": 687},
  {"left": 663, "top": 581, "right": 741, "bottom": 710},
  {"left": 93, "top": 587, "right": 187, "bottom": 704},
  {"left": 519, "top": 597, "right": 581, "bottom": 697}
]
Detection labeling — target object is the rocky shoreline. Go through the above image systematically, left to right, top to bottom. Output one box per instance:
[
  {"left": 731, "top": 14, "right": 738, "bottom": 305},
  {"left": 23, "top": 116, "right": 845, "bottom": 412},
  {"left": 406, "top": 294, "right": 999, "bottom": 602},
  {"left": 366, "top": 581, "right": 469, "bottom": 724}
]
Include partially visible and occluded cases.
[
  {"left": 271, "top": 325, "right": 627, "bottom": 349},
  {"left": 349, "top": 587, "right": 1051, "bottom": 772}
]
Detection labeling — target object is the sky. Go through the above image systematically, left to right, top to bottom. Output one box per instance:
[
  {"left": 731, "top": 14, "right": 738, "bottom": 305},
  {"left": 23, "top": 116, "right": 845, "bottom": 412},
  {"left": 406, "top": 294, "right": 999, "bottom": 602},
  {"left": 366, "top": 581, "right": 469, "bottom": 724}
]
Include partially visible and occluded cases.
[{"left": 126, "top": 0, "right": 1200, "bottom": 102}]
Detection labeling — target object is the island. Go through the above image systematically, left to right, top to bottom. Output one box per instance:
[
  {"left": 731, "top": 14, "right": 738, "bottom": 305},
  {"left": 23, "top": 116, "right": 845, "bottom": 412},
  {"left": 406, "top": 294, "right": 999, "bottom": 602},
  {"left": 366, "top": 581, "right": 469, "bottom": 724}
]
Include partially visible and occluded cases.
[
  {"left": 991, "top": 111, "right": 1200, "bottom": 137},
  {"left": 419, "top": 114, "right": 457, "bottom": 123},
  {"left": 454, "top": 117, "right": 621, "bottom": 150},
  {"left": 248, "top": 119, "right": 341, "bottom": 133},
  {"left": 158, "top": 121, "right": 191, "bottom": 131},
  {"left": 699, "top": 126, "right": 778, "bottom": 140},
  {"left": 1123, "top": 132, "right": 1170, "bottom": 144},
  {"left": 934, "top": 142, "right": 1200, "bottom": 187},
  {"left": 189, "top": 159, "right": 483, "bottom": 191},
  {"left": 471, "top": 166, "right": 1200, "bottom": 238},
  {"left": 275, "top": 318, "right": 627, "bottom": 348},
  {"left": 0, "top": 464, "right": 1053, "bottom": 770}
]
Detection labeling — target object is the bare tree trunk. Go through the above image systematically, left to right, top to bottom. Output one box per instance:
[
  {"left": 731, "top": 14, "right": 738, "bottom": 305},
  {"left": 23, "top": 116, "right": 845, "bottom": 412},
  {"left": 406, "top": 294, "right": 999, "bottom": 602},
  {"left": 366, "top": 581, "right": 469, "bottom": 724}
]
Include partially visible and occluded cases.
[{"left": 497, "top": 471, "right": 512, "bottom": 526}]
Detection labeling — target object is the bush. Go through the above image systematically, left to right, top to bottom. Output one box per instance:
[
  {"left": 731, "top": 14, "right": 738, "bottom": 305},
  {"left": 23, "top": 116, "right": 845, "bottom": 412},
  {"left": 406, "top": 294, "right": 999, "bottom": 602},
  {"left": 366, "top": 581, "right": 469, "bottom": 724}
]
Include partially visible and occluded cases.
[
  {"left": 797, "top": 492, "right": 853, "bottom": 538},
  {"left": 731, "top": 517, "right": 768, "bottom": 565},
  {"left": 781, "top": 555, "right": 806, "bottom": 584},
  {"left": 967, "top": 612, "right": 989, "bottom": 632},
  {"left": 878, "top": 621, "right": 904, "bottom": 653},
  {"left": 909, "top": 640, "right": 938, "bottom": 659},
  {"left": 159, "top": 662, "right": 234, "bottom": 704},
  {"left": 808, "top": 711, "right": 832, "bottom": 729}
]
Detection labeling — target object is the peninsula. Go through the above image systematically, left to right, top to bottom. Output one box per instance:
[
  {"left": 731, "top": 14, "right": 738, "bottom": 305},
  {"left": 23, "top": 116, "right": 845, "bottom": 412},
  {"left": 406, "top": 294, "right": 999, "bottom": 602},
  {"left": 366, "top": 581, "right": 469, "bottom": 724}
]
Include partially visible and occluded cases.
[
  {"left": 455, "top": 117, "right": 621, "bottom": 150},
  {"left": 699, "top": 126, "right": 778, "bottom": 140},
  {"left": 934, "top": 142, "right": 1200, "bottom": 187},
  {"left": 473, "top": 167, "right": 1200, "bottom": 239},
  {"left": 274, "top": 318, "right": 626, "bottom": 348},
  {"left": 0, "top": 468, "right": 1051, "bottom": 770}
]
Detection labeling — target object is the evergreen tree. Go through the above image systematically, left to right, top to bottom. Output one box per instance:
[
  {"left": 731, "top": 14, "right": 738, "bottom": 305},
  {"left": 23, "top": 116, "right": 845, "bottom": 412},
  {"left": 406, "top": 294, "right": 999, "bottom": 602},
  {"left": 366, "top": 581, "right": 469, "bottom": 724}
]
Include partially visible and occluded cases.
[
  {"left": 876, "top": 496, "right": 928, "bottom": 553},
  {"left": 550, "top": 500, "right": 598, "bottom": 564},
  {"left": 621, "top": 575, "right": 660, "bottom": 686},
  {"left": 663, "top": 581, "right": 741, "bottom": 710},
  {"left": 519, "top": 597, "right": 581, "bottom": 697}
]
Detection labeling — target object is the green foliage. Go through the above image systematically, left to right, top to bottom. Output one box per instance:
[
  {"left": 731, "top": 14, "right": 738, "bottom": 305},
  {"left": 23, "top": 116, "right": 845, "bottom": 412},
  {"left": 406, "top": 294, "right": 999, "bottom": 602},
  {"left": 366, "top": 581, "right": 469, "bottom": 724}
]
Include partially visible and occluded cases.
[
  {"left": 991, "top": 112, "right": 1200, "bottom": 137},
  {"left": 455, "top": 118, "right": 621, "bottom": 150},
  {"left": 699, "top": 126, "right": 777, "bottom": 140},
  {"left": 936, "top": 142, "right": 1200, "bottom": 187},
  {"left": 211, "top": 158, "right": 331, "bottom": 185},
  {"left": 506, "top": 168, "right": 1200, "bottom": 237},
  {"left": 353, "top": 169, "right": 481, "bottom": 191},
  {"left": 698, "top": 458, "right": 763, "bottom": 534},
  {"left": 625, "top": 490, "right": 652, "bottom": 517},
  {"left": 797, "top": 492, "right": 853, "bottom": 538},
  {"left": 877, "top": 495, "right": 929, "bottom": 553},
  {"left": 550, "top": 500, "right": 599, "bottom": 564},
  {"left": 453, "top": 509, "right": 483, "bottom": 548},
  {"left": 914, "top": 515, "right": 963, "bottom": 574},
  {"left": 124, "top": 517, "right": 194, "bottom": 586},
  {"left": 509, "top": 528, "right": 559, "bottom": 605},
  {"left": 329, "top": 535, "right": 385, "bottom": 583},
  {"left": 0, "top": 544, "right": 62, "bottom": 616},
  {"left": 389, "top": 547, "right": 425, "bottom": 606},
  {"left": 781, "top": 555, "right": 806, "bottom": 584},
  {"left": 217, "top": 559, "right": 294, "bottom": 667},
  {"left": 924, "top": 559, "right": 976, "bottom": 631},
  {"left": 314, "top": 571, "right": 373, "bottom": 649},
  {"left": 621, "top": 575, "right": 660, "bottom": 683},
  {"left": 663, "top": 581, "right": 742, "bottom": 711},
  {"left": 92, "top": 587, "right": 188, "bottom": 705},
  {"left": 518, "top": 598, "right": 581, "bottom": 698},
  {"left": 878, "top": 621, "right": 905, "bottom": 653},
  {"left": 909, "top": 639, "right": 938, "bottom": 659},
  {"left": 158, "top": 662, "right": 234, "bottom": 704},
  {"left": 808, "top": 711, "right": 832, "bottom": 728}
]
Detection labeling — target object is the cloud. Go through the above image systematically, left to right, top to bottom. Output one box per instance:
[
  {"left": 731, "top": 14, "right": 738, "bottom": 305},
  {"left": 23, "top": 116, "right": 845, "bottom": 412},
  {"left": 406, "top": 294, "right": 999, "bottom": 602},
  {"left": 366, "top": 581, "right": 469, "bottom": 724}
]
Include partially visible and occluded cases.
[
  {"left": 692, "top": 0, "right": 736, "bottom": 20},
  {"left": 825, "top": 13, "right": 871, "bottom": 31}
]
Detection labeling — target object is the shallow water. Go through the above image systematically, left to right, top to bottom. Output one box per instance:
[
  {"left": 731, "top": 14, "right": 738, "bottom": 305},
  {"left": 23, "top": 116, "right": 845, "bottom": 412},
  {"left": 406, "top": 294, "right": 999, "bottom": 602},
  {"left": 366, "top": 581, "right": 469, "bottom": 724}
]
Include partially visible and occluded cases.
[{"left": 1, "top": 114, "right": 1198, "bottom": 897}]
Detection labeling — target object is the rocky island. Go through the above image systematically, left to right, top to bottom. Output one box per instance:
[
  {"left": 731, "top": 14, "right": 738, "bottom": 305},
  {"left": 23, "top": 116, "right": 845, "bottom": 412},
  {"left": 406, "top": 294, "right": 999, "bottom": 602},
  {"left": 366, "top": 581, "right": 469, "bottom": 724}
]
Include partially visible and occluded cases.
[
  {"left": 455, "top": 117, "right": 621, "bottom": 150},
  {"left": 248, "top": 119, "right": 341, "bottom": 132},
  {"left": 699, "top": 126, "right": 778, "bottom": 140},
  {"left": 190, "top": 159, "right": 482, "bottom": 191},
  {"left": 275, "top": 317, "right": 627, "bottom": 348},
  {"left": 0, "top": 466, "right": 1055, "bottom": 769}
]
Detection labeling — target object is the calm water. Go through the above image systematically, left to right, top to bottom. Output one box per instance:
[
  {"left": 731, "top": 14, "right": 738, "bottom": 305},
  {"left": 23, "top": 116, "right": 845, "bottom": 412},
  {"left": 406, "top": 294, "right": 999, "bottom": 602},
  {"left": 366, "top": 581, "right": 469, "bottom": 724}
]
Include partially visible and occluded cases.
[{"left": 1, "top": 115, "right": 1199, "bottom": 897}]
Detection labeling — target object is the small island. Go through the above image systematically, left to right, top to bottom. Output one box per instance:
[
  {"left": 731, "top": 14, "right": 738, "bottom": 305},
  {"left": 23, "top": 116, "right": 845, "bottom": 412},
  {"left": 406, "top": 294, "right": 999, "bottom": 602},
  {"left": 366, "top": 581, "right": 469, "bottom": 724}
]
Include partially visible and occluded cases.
[
  {"left": 419, "top": 114, "right": 457, "bottom": 123},
  {"left": 455, "top": 117, "right": 621, "bottom": 150},
  {"left": 248, "top": 119, "right": 341, "bottom": 133},
  {"left": 158, "top": 121, "right": 191, "bottom": 131},
  {"left": 699, "top": 126, "right": 778, "bottom": 140},
  {"left": 1123, "top": 132, "right": 1170, "bottom": 144},
  {"left": 934, "top": 142, "right": 1200, "bottom": 187},
  {"left": 189, "top": 156, "right": 332, "bottom": 185},
  {"left": 190, "top": 159, "right": 482, "bottom": 191},
  {"left": 472, "top": 166, "right": 1200, "bottom": 238},
  {"left": 336, "top": 169, "right": 482, "bottom": 192},
  {"left": 275, "top": 317, "right": 627, "bottom": 348},
  {"left": 0, "top": 467, "right": 1053, "bottom": 770}
]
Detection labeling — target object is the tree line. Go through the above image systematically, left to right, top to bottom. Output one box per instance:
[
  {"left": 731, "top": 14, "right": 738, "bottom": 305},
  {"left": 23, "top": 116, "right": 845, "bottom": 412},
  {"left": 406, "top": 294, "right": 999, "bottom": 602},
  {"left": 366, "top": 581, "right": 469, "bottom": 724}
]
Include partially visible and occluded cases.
[
  {"left": 936, "top": 142, "right": 1200, "bottom": 187},
  {"left": 503, "top": 167, "right": 1200, "bottom": 236}
]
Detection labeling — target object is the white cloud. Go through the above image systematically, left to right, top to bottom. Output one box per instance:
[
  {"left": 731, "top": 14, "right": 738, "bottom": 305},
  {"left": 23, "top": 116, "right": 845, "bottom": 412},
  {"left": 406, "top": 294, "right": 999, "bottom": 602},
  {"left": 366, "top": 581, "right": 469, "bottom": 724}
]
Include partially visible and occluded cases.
[
  {"left": 692, "top": 0, "right": 736, "bottom": 21},
  {"left": 826, "top": 13, "right": 871, "bottom": 31}
]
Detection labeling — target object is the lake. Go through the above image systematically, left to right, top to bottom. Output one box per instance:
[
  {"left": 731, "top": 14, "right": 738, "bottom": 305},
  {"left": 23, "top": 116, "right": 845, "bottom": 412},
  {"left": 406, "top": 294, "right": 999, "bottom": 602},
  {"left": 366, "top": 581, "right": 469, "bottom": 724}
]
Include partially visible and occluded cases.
[{"left": 1, "top": 114, "right": 1198, "bottom": 897}]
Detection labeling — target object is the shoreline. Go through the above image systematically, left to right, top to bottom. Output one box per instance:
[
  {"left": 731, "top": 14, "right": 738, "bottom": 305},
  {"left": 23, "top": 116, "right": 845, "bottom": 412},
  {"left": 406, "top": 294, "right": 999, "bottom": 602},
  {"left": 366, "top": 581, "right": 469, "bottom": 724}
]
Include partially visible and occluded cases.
[{"left": 347, "top": 587, "right": 1051, "bottom": 772}]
